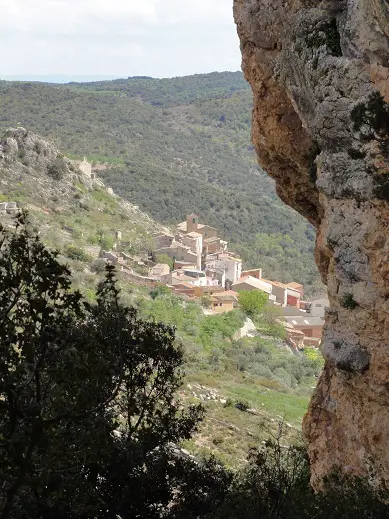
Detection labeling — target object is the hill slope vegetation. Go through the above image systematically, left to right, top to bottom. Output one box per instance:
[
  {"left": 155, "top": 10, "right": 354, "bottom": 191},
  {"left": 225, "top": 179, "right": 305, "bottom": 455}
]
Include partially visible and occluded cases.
[{"left": 0, "top": 72, "right": 322, "bottom": 294}]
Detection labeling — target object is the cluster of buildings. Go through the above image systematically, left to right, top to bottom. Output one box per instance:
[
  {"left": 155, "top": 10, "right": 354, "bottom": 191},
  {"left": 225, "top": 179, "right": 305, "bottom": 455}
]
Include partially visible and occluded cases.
[
  {"left": 101, "top": 214, "right": 327, "bottom": 349},
  {"left": 149, "top": 215, "right": 328, "bottom": 348}
]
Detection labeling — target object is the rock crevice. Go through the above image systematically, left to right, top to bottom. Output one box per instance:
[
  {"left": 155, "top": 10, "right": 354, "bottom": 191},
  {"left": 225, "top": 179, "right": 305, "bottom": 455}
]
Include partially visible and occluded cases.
[{"left": 234, "top": 0, "right": 389, "bottom": 488}]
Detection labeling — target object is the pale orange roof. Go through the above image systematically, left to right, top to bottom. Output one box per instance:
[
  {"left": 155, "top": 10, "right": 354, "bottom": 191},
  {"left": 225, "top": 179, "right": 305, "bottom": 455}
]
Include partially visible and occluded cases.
[
  {"left": 261, "top": 278, "right": 288, "bottom": 289},
  {"left": 172, "top": 282, "right": 196, "bottom": 290},
  {"left": 286, "top": 282, "right": 304, "bottom": 289},
  {"left": 212, "top": 290, "right": 238, "bottom": 301},
  {"left": 223, "top": 290, "right": 239, "bottom": 297},
  {"left": 211, "top": 293, "right": 237, "bottom": 301}
]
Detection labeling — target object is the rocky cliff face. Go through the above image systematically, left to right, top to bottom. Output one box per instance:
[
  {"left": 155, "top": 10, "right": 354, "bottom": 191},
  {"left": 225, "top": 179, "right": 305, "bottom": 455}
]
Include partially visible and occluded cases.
[
  {"left": 234, "top": 0, "right": 389, "bottom": 489},
  {"left": 0, "top": 127, "right": 98, "bottom": 210}
]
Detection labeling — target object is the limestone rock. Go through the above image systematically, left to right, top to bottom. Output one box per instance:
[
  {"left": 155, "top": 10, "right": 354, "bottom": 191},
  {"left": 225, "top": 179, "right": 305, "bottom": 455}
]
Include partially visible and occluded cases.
[{"left": 234, "top": 0, "right": 389, "bottom": 489}]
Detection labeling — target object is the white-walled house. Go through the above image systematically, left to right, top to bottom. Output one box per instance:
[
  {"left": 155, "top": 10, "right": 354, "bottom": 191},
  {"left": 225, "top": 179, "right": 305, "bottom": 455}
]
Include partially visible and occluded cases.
[
  {"left": 205, "top": 254, "right": 242, "bottom": 285},
  {"left": 231, "top": 276, "right": 272, "bottom": 295},
  {"left": 308, "top": 297, "right": 329, "bottom": 318}
]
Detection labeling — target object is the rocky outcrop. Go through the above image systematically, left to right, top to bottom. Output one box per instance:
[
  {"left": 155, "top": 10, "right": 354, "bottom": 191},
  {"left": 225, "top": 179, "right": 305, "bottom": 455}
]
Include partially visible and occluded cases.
[
  {"left": 234, "top": 0, "right": 389, "bottom": 489},
  {"left": 0, "top": 127, "right": 70, "bottom": 174},
  {"left": 0, "top": 127, "right": 95, "bottom": 213}
]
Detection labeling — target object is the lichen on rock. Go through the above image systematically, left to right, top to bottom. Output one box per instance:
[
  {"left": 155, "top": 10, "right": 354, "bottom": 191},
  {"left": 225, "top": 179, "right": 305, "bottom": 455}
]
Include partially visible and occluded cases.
[{"left": 234, "top": 0, "right": 389, "bottom": 489}]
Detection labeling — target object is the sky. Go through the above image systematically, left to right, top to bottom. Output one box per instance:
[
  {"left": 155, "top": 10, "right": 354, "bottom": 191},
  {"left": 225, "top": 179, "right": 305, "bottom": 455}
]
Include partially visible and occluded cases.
[{"left": 0, "top": 0, "right": 242, "bottom": 82}]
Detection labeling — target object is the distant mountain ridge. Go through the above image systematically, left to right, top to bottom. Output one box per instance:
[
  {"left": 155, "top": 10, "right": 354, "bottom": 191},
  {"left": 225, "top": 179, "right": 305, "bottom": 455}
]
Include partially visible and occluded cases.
[{"left": 0, "top": 72, "right": 323, "bottom": 294}]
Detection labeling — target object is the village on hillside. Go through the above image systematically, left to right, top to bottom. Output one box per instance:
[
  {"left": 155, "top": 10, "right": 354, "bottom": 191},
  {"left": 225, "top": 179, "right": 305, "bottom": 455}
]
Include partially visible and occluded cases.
[
  {"left": 0, "top": 138, "right": 326, "bottom": 353},
  {"left": 0, "top": 141, "right": 328, "bottom": 352},
  {"left": 101, "top": 213, "right": 328, "bottom": 350}
]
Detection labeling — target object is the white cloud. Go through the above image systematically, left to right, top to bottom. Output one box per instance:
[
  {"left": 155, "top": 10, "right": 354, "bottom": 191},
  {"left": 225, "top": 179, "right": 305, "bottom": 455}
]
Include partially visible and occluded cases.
[{"left": 0, "top": 0, "right": 241, "bottom": 78}]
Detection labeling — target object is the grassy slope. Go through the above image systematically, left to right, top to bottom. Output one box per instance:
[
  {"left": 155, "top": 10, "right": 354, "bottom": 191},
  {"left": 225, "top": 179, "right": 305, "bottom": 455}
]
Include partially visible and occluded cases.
[{"left": 0, "top": 73, "right": 323, "bottom": 295}]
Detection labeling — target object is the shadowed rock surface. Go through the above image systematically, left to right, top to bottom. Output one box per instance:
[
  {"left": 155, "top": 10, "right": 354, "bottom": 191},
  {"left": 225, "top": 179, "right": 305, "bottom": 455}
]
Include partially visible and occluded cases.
[{"left": 233, "top": 0, "right": 389, "bottom": 489}]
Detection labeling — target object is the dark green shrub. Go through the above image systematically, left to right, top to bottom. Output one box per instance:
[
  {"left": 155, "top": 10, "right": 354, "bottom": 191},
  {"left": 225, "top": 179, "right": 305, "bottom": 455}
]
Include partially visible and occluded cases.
[
  {"left": 307, "top": 19, "right": 342, "bottom": 57},
  {"left": 351, "top": 92, "right": 389, "bottom": 155},
  {"left": 47, "top": 156, "right": 68, "bottom": 180},
  {"left": 0, "top": 216, "right": 208, "bottom": 518},
  {"left": 64, "top": 244, "right": 91, "bottom": 262},
  {"left": 91, "top": 258, "right": 107, "bottom": 273},
  {"left": 150, "top": 284, "right": 171, "bottom": 299},
  {"left": 342, "top": 293, "right": 358, "bottom": 309},
  {"left": 235, "top": 399, "right": 249, "bottom": 412},
  {"left": 210, "top": 437, "right": 389, "bottom": 519}
]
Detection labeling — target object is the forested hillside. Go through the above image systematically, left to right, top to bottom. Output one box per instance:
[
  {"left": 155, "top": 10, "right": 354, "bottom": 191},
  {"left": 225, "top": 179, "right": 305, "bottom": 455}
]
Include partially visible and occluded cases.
[{"left": 0, "top": 72, "right": 323, "bottom": 294}]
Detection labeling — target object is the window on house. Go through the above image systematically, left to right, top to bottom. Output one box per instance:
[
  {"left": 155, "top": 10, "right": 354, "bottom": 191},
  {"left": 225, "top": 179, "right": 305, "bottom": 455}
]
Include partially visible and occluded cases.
[{"left": 316, "top": 304, "right": 323, "bottom": 307}]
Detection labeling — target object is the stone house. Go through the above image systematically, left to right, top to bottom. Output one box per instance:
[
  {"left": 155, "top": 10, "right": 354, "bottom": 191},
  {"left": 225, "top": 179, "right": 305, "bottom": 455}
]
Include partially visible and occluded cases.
[
  {"left": 177, "top": 214, "right": 227, "bottom": 257},
  {"left": 176, "top": 231, "right": 203, "bottom": 269},
  {"left": 152, "top": 232, "right": 174, "bottom": 250},
  {"left": 155, "top": 242, "right": 198, "bottom": 266},
  {"left": 206, "top": 253, "right": 242, "bottom": 285},
  {"left": 174, "top": 260, "right": 198, "bottom": 270},
  {"left": 149, "top": 263, "right": 170, "bottom": 279},
  {"left": 205, "top": 267, "right": 226, "bottom": 288},
  {"left": 241, "top": 268, "right": 262, "bottom": 279},
  {"left": 161, "top": 269, "right": 211, "bottom": 287},
  {"left": 181, "top": 269, "right": 208, "bottom": 287},
  {"left": 160, "top": 271, "right": 197, "bottom": 286},
  {"left": 231, "top": 275, "right": 272, "bottom": 295},
  {"left": 262, "top": 278, "right": 288, "bottom": 306},
  {"left": 286, "top": 281, "right": 304, "bottom": 298},
  {"left": 170, "top": 283, "right": 197, "bottom": 298},
  {"left": 193, "top": 285, "right": 225, "bottom": 298},
  {"left": 286, "top": 286, "right": 302, "bottom": 308},
  {"left": 210, "top": 291, "right": 238, "bottom": 314},
  {"left": 307, "top": 297, "right": 329, "bottom": 318},
  {"left": 284, "top": 315, "right": 324, "bottom": 347}
]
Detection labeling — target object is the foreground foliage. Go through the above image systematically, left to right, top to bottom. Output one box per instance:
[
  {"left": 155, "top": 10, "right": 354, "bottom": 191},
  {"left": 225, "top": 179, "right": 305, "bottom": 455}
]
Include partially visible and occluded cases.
[
  {"left": 0, "top": 215, "right": 216, "bottom": 518},
  {"left": 0, "top": 216, "right": 387, "bottom": 518},
  {"left": 210, "top": 433, "right": 389, "bottom": 519}
]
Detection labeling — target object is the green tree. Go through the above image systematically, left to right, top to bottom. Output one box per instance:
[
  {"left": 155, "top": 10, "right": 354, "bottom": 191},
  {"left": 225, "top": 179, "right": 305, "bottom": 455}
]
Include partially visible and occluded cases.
[
  {"left": 47, "top": 156, "right": 68, "bottom": 180},
  {"left": 0, "top": 214, "right": 211, "bottom": 518},
  {"left": 64, "top": 244, "right": 91, "bottom": 261},
  {"left": 149, "top": 283, "right": 171, "bottom": 299},
  {"left": 238, "top": 290, "right": 268, "bottom": 317},
  {"left": 209, "top": 433, "right": 389, "bottom": 519}
]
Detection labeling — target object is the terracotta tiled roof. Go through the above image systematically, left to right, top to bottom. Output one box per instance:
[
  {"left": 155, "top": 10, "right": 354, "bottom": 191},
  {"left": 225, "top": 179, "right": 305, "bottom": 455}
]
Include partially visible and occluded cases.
[
  {"left": 261, "top": 278, "right": 288, "bottom": 289},
  {"left": 286, "top": 282, "right": 304, "bottom": 289},
  {"left": 223, "top": 290, "right": 239, "bottom": 297},
  {"left": 211, "top": 292, "right": 237, "bottom": 301}
]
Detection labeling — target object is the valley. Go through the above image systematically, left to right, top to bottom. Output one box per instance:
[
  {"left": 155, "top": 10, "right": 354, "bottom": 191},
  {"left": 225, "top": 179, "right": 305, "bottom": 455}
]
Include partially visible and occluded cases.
[{"left": 0, "top": 126, "right": 323, "bottom": 468}]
